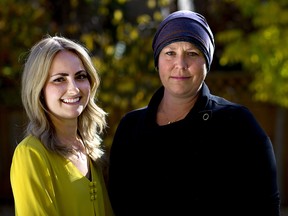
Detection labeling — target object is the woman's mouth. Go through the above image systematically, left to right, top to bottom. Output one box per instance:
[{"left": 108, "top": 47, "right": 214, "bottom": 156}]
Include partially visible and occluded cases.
[{"left": 61, "top": 97, "right": 81, "bottom": 104}]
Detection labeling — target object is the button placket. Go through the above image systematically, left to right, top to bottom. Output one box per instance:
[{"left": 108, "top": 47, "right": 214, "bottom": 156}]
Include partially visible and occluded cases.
[{"left": 89, "top": 181, "right": 97, "bottom": 201}]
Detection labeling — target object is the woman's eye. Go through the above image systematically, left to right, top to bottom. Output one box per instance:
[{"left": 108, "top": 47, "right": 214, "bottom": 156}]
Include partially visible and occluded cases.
[
  {"left": 166, "top": 51, "right": 175, "bottom": 56},
  {"left": 187, "top": 51, "right": 199, "bottom": 56},
  {"left": 77, "top": 74, "right": 88, "bottom": 80},
  {"left": 53, "top": 77, "right": 65, "bottom": 82}
]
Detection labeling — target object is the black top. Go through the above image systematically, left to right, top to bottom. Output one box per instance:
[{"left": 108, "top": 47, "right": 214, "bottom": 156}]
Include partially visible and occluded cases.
[{"left": 108, "top": 83, "right": 280, "bottom": 216}]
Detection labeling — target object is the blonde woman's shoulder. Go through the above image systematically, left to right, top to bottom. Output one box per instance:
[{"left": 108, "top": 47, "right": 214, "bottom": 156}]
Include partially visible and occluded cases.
[{"left": 14, "top": 135, "right": 47, "bottom": 155}]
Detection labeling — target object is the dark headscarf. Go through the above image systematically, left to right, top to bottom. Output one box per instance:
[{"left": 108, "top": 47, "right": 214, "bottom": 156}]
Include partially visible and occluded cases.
[{"left": 152, "top": 10, "right": 215, "bottom": 71}]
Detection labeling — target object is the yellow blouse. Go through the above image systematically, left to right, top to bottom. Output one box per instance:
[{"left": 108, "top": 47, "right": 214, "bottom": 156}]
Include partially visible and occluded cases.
[{"left": 10, "top": 135, "right": 114, "bottom": 216}]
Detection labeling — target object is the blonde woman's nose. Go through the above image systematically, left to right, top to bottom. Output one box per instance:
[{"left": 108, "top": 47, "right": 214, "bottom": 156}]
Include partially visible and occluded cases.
[{"left": 67, "top": 80, "right": 80, "bottom": 94}]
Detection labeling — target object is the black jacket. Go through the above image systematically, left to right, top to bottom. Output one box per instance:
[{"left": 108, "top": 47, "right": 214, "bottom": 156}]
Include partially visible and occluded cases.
[{"left": 108, "top": 83, "right": 280, "bottom": 216}]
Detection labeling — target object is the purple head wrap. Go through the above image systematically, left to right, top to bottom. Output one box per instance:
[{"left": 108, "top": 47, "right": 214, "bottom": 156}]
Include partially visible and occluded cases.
[{"left": 152, "top": 10, "right": 215, "bottom": 71}]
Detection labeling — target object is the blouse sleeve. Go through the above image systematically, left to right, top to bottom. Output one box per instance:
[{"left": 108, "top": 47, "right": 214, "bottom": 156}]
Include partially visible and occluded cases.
[{"left": 10, "top": 138, "right": 58, "bottom": 216}]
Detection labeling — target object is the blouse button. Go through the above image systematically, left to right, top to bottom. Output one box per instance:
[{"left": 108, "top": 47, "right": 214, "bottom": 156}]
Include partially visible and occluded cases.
[{"left": 89, "top": 181, "right": 97, "bottom": 201}]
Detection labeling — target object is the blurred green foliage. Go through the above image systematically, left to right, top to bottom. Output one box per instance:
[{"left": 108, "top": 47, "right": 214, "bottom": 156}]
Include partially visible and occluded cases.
[
  {"left": 0, "top": 0, "right": 52, "bottom": 106},
  {"left": 216, "top": 0, "right": 288, "bottom": 107}
]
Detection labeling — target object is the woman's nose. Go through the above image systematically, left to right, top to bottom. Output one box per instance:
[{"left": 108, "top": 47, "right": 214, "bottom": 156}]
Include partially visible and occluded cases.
[
  {"left": 176, "top": 55, "right": 188, "bottom": 70},
  {"left": 67, "top": 80, "right": 80, "bottom": 94}
]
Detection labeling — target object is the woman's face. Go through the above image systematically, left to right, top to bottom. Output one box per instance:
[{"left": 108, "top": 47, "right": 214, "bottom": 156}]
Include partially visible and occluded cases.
[
  {"left": 158, "top": 41, "right": 207, "bottom": 99},
  {"left": 43, "top": 50, "right": 91, "bottom": 122}
]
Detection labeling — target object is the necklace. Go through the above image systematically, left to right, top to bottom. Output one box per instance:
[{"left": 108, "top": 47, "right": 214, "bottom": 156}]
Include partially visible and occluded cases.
[
  {"left": 158, "top": 99, "right": 194, "bottom": 125},
  {"left": 161, "top": 109, "right": 189, "bottom": 125},
  {"left": 166, "top": 115, "right": 185, "bottom": 124},
  {"left": 167, "top": 121, "right": 175, "bottom": 124}
]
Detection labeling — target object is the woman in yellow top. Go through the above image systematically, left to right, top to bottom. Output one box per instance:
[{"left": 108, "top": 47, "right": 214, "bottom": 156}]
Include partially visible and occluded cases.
[{"left": 10, "top": 35, "right": 114, "bottom": 216}]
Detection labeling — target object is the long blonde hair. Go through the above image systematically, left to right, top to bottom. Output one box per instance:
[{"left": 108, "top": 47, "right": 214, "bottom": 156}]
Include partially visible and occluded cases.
[{"left": 21, "top": 35, "right": 107, "bottom": 161}]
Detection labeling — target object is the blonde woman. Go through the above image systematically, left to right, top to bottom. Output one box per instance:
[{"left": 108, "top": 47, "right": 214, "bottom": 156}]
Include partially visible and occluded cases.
[{"left": 10, "top": 35, "right": 114, "bottom": 216}]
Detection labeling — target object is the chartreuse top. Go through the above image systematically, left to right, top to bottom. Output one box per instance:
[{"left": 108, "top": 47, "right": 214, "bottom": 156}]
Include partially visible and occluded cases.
[{"left": 10, "top": 135, "right": 114, "bottom": 216}]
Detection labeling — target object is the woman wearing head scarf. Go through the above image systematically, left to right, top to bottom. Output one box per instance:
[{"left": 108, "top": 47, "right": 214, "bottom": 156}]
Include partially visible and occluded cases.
[
  {"left": 108, "top": 10, "right": 280, "bottom": 216},
  {"left": 10, "top": 35, "right": 114, "bottom": 216}
]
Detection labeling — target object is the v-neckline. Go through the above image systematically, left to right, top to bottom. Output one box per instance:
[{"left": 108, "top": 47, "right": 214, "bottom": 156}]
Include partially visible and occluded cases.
[{"left": 63, "top": 155, "right": 93, "bottom": 182}]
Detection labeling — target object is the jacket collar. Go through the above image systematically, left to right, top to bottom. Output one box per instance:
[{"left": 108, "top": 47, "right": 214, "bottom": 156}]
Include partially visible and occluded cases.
[{"left": 146, "top": 82, "right": 212, "bottom": 125}]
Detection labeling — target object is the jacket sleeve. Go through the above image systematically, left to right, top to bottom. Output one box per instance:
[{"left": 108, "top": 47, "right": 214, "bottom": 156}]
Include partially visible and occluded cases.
[{"left": 10, "top": 140, "right": 58, "bottom": 216}]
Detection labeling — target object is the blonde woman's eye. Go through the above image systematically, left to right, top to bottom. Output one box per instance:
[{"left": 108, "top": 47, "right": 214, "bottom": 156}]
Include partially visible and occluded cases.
[
  {"left": 77, "top": 74, "right": 88, "bottom": 80},
  {"left": 53, "top": 77, "right": 65, "bottom": 82}
]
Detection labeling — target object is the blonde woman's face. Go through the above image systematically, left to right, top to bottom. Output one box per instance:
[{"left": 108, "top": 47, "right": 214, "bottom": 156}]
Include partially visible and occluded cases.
[{"left": 43, "top": 50, "right": 91, "bottom": 122}]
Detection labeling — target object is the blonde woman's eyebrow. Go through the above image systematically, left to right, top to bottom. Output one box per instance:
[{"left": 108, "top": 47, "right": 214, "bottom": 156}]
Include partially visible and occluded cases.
[{"left": 50, "top": 70, "right": 86, "bottom": 77}]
